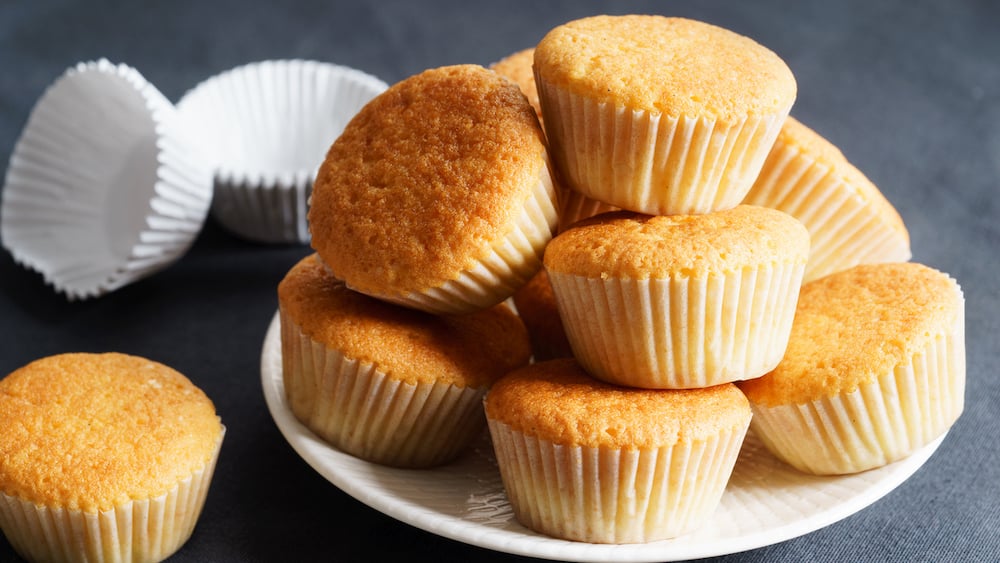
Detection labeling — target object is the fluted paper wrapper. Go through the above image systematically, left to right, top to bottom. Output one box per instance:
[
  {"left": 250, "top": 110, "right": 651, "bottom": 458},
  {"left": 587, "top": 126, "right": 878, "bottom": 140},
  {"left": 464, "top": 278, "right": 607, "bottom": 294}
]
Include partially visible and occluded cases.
[
  {"left": 1, "top": 59, "right": 213, "bottom": 300},
  {"left": 177, "top": 60, "right": 388, "bottom": 244},
  {"left": 536, "top": 75, "right": 789, "bottom": 216},
  {"left": 743, "top": 142, "right": 912, "bottom": 282},
  {"left": 372, "top": 160, "right": 559, "bottom": 315},
  {"left": 557, "top": 187, "right": 619, "bottom": 232},
  {"left": 548, "top": 261, "right": 805, "bottom": 389},
  {"left": 280, "top": 310, "right": 487, "bottom": 467},
  {"left": 749, "top": 320, "right": 965, "bottom": 476},
  {"left": 487, "top": 418, "right": 748, "bottom": 543},
  {"left": 0, "top": 431, "right": 223, "bottom": 563}
]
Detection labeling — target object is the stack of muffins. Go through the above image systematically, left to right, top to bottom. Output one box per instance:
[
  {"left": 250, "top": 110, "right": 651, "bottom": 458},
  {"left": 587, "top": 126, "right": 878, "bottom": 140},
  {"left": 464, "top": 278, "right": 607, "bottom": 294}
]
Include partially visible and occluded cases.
[{"left": 282, "top": 13, "right": 966, "bottom": 546}]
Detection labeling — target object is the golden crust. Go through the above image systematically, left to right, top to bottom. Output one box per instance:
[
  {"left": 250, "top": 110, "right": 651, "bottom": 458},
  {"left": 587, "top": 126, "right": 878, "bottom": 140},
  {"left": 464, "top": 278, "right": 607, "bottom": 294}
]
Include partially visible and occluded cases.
[
  {"left": 533, "top": 15, "right": 796, "bottom": 121},
  {"left": 490, "top": 48, "right": 542, "bottom": 121},
  {"left": 308, "top": 64, "right": 548, "bottom": 298},
  {"left": 769, "top": 116, "right": 910, "bottom": 244},
  {"left": 543, "top": 206, "right": 809, "bottom": 279},
  {"left": 278, "top": 254, "right": 532, "bottom": 388},
  {"left": 739, "top": 262, "right": 964, "bottom": 406},
  {"left": 510, "top": 269, "right": 573, "bottom": 361},
  {"left": 0, "top": 353, "right": 222, "bottom": 512},
  {"left": 484, "top": 358, "right": 751, "bottom": 449}
]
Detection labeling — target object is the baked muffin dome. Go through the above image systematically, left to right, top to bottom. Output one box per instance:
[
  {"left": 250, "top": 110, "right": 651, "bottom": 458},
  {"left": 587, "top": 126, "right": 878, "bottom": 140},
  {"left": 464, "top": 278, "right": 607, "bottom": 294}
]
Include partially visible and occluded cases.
[
  {"left": 534, "top": 15, "right": 796, "bottom": 215},
  {"left": 308, "top": 64, "right": 558, "bottom": 314},
  {"left": 544, "top": 206, "right": 809, "bottom": 388},
  {"left": 278, "top": 253, "right": 531, "bottom": 467},
  {"left": 739, "top": 262, "right": 965, "bottom": 475},
  {"left": 0, "top": 352, "right": 223, "bottom": 562},
  {"left": 485, "top": 358, "right": 750, "bottom": 543}
]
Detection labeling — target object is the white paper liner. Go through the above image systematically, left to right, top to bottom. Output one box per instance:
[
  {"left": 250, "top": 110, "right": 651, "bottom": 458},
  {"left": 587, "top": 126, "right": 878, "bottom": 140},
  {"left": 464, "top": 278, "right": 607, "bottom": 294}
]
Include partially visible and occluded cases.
[
  {"left": 1, "top": 59, "right": 213, "bottom": 300},
  {"left": 176, "top": 59, "right": 388, "bottom": 244},
  {"left": 536, "top": 74, "right": 790, "bottom": 216},
  {"left": 743, "top": 142, "right": 912, "bottom": 282},
  {"left": 371, "top": 157, "right": 559, "bottom": 315},
  {"left": 557, "top": 187, "right": 618, "bottom": 232},
  {"left": 548, "top": 260, "right": 805, "bottom": 389},
  {"left": 280, "top": 310, "right": 488, "bottom": 467},
  {"left": 748, "top": 316, "right": 965, "bottom": 476},
  {"left": 486, "top": 418, "right": 748, "bottom": 543},
  {"left": 0, "top": 429, "right": 224, "bottom": 563}
]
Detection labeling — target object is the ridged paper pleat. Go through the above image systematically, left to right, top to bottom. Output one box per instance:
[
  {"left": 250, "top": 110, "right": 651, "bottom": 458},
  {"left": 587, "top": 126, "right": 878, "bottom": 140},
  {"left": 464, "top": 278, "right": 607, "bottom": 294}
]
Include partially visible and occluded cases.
[
  {"left": 536, "top": 75, "right": 789, "bottom": 215},
  {"left": 548, "top": 260, "right": 805, "bottom": 388},
  {"left": 280, "top": 311, "right": 487, "bottom": 467}
]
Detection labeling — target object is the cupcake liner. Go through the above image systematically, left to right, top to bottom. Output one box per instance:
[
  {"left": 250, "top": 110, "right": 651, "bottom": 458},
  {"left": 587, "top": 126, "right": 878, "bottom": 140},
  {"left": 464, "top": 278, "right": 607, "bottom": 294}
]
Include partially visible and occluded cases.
[
  {"left": 1, "top": 59, "right": 213, "bottom": 300},
  {"left": 177, "top": 59, "right": 388, "bottom": 244},
  {"left": 536, "top": 74, "right": 789, "bottom": 216},
  {"left": 742, "top": 141, "right": 912, "bottom": 282},
  {"left": 372, "top": 158, "right": 559, "bottom": 315},
  {"left": 557, "top": 187, "right": 618, "bottom": 232},
  {"left": 548, "top": 260, "right": 805, "bottom": 389},
  {"left": 280, "top": 309, "right": 487, "bottom": 467},
  {"left": 748, "top": 316, "right": 965, "bottom": 475},
  {"left": 486, "top": 418, "right": 748, "bottom": 543},
  {"left": 0, "top": 429, "right": 224, "bottom": 563}
]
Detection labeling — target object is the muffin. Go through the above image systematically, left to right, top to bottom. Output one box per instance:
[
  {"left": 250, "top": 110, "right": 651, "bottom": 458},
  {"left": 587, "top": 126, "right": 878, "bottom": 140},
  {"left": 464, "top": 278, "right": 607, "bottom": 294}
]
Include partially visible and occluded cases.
[
  {"left": 534, "top": 15, "right": 797, "bottom": 215},
  {"left": 489, "top": 48, "right": 542, "bottom": 122},
  {"left": 308, "top": 64, "right": 559, "bottom": 315},
  {"left": 741, "top": 116, "right": 911, "bottom": 282},
  {"left": 544, "top": 206, "right": 809, "bottom": 389},
  {"left": 278, "top": 253, "right": 532, "bottom": 468},
  {"left": 738, "top": 262, "right": 965, "bottom": 475},
  {"left": 510, "top": 269, "right": 573, "bottom": 361},
  {"left": 0, "top": 353, "right": 224, "bottom": 563},
  {"left": 485, "top": 358, "right": 751, "bottom": 543}
]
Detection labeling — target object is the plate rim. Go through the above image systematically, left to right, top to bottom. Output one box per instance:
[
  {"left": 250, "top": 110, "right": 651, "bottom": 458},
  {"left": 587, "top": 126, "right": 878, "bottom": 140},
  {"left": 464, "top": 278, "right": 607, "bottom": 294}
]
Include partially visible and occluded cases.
[{"left": 260, "top": 311, "right": 945, "bottom": 562}]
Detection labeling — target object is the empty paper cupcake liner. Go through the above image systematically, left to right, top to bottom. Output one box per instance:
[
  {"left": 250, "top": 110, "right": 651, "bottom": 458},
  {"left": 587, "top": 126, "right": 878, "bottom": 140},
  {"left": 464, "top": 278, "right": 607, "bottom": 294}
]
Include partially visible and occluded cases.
[
  {"left": 1, "top": 59, "right": 214, "bottom": 300},
  {"left": 177, "top": 59, "right": 389, "bottom": 244},
  {"left": 280, "top": 309, "right": 487, "bottom": 468}
]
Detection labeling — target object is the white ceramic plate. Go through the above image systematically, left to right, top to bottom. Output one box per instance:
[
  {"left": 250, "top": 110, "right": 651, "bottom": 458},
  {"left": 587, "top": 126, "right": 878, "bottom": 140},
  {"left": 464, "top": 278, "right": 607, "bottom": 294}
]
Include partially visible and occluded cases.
[{"left": 260, "top": 312, "right": 945, "bottom": 562}]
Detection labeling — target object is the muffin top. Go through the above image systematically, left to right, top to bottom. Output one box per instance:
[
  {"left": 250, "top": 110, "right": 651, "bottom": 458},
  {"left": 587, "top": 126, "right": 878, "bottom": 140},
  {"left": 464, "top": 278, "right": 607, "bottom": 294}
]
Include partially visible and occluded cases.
[
  {"left": 533, "top": 15, "right": 796, "bottom": 121},
  {"left": 490, "top": 48, "right": 542, "bottom": 121},
  {"left": 308, "top": 64, "right": 548, "bottom": 298},
  {"left": 765, "top": 116, "right": 910, "bottom": 245},
  {"left": 544, "top": 206, "right": 809, "bottom": 279},
  {"left": 278, "top": 254, "right": 532, "bottom": 388},
  {"left": 739, "top": 262, "right": 964, "bottom": 407},
  {"left": 0, "top": 352, "right": 222, "bottom": 512},
  {"left": 485, "top": 358, "right": 751, "bottom": 449}
]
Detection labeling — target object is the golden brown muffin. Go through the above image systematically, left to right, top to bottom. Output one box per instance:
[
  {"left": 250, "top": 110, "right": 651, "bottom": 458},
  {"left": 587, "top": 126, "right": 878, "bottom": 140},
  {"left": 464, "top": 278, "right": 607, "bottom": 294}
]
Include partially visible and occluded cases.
[
  {"left": 534, "top": 15, "right": 797, "bottom": 215},
  {"left": 489, "top": 47, "right": 541, "bottom": 121},
  {"left": 308, "top": 64, "right": 558, "bottom": 314},
  {"left": 741, "top": 116, "right": 911, "bottom": 282},
  {"left": 544, "top": 206, "right": 809, "bottom": 388},
  {"left": 278, "top": 253, "right": 531, "bottom": 468},
  {"left": 739, "top": 262, "right": 965, "bottom": 475},
  {"left": 510, "top": 269, "right": 573, "bottom": 361},
  {"left": 0, "top": 352, "right": 223, "bottom": 563},
  {"left": 485, "top": 358, "right": 751, "bottom": 543}
]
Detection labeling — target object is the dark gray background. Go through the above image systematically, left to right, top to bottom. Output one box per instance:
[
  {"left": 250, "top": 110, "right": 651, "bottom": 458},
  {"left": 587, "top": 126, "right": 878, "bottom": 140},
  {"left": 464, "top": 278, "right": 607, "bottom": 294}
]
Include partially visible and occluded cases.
[{"left": 1, "top": 1, "right": 997, "bottom": 561}]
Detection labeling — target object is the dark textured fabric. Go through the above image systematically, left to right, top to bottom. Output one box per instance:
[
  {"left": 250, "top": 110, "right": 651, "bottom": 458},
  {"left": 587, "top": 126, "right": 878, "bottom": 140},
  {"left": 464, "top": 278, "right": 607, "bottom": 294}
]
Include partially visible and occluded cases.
[{"left": 1, "top": 1, "right": 997, "bottom": 561}]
